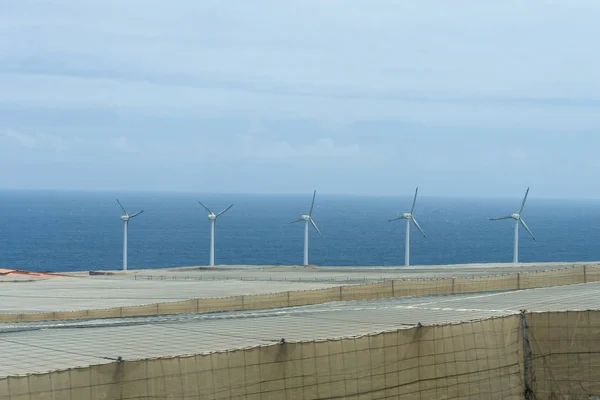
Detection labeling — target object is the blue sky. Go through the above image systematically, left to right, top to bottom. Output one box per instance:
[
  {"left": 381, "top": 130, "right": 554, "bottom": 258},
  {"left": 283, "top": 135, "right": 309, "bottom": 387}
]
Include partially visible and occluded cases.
[{"left": 1, "top": 1, "right": 599, "bottom": 198}]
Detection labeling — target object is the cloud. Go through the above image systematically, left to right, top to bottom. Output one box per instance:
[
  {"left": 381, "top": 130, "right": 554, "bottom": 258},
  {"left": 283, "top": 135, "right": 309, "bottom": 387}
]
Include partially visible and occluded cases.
[
  {"left": 0, "top": 1, "right": 599, "bottom": 129},
  {"left": 2, "top": 1, "right": 600, "bottom": 197},
  {"left": 3, "top": 72, "right": 600, "bottom": 131},
  {"left": 0, "top": 129, "right": 72, "bottom": 150},
  {"left": 1, "top": 129, "right": 36, "bottom": 148},
  {"left": 136, "top": 133, "right": 390, "bottom": 167},
  {"left": 227, "top": 135, "right": 390, "bottom": 165},
  {"left": 110, "top": 136, "right": 138, "bottom": 153}
]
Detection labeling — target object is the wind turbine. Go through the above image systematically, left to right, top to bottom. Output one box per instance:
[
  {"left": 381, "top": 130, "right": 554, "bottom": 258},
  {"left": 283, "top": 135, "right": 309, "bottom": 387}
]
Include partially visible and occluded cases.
[
  {"left": 389, "top": 187, "right": 426, "bottom": 267},
  {"left": 490, "top": 187, "right": 536, "bottom": 264},
  {"left": 291, "top": 190, "right": 323, "bottom": 266},
  {"left": 117, "top": 200, "right": 144, "bottom": 271},
  {"left": 198, "top": 202, "right": 233, "bottom": 267}
]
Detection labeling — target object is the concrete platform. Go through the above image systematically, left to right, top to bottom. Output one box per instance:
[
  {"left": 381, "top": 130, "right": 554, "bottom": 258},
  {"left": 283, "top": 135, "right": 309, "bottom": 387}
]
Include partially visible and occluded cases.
[
  {"left": 0, "top": 261, "right": 592, "bottom": 315},
  {"left": 82, "top": 261, "right": 594, "bottom": 282},
  {"left": 0, "top": 277, "right": 345, "bottom": 314},
  {"left": 1, "top": 281, "right": 599, "bottom": 378}
]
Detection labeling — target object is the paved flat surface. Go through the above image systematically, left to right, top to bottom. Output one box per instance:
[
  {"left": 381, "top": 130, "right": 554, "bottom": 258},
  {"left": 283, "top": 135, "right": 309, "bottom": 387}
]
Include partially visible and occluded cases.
[
  {"left": 1, "top": 261, "right": 591, "bottom": 314},
  {"left": 82, "top": 261, "right": 594, "bottom": 283},
  {"left": 0, "top": 276, "right": 45, "bottom": 282},
  {"left": 0, "top": 277, "right": 344, "bottom": 314},
  {"left": 1, "top": 281, "right": 599, "bottom": 378}
]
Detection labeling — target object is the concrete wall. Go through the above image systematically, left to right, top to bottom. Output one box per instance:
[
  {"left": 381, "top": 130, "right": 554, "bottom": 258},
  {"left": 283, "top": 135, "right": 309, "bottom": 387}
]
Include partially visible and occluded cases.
[
  {"left": 0, "top": 264, "right": 597, "bottom": 323},
  {"left": 0, "top": 315, "right": 524, "bottom": 400}
]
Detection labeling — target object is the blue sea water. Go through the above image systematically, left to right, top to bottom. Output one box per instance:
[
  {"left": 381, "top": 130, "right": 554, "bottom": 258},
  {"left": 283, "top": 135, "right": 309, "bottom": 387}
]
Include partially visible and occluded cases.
[{"left": 0, "top": 189, "right": 599, "bottom": 272}]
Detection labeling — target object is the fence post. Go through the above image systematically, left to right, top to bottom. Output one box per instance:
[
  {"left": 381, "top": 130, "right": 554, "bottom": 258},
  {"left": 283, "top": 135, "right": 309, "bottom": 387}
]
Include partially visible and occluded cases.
[
  {"left": 584, "top": 265, "right": 588, "bottom": 284},
  {"left": 517, "top": 273, "right": 521, "bottom": 290},
  {"left": 521, "top": 310, "right": 534, "bottom": 399}
]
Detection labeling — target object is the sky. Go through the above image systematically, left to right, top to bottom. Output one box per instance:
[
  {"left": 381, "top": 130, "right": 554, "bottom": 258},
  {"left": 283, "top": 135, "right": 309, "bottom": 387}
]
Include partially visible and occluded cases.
[{"left": 1, "top": 1, "right": 599, "bottom": 198}]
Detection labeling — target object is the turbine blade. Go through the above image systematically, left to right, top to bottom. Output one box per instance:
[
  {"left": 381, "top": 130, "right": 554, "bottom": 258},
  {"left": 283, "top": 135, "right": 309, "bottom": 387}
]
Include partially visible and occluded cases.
[
  {"left": 410, "top": 187, "right": 419, "bottom": 214},
  {"left": 519, "top": 187, "right": 530, "bottom": 214},
  {"left": 308, "top": 190, "right": 317, "bottom": 216},
  {"left": 116, "top": 199, "right": 127, "bottom": 215},
  {"left": 198, "top": 201, "right": 213, "bottom": 215},
  {"left": 216, "top": 204, "right": 234, "bottom": 217},
  {"left": 130, "top": 210, "right": 144, "bottom": 218},
  {"left": 490, "top": 215, "right": 512, "bottom": 221},
  {"left": 389, "top": 216, "right": 403, "bottom": 222},
  {"left": 411, "top": 217, "right": 426, "bottom": 238},
  {"left": 290, "top": 218, "right": 304, "bottom": 224},
  {"left": 310, "top": 218, "right": 323, "bottom": 238},
  {"left": 520, "top": 218, "right": 536, "bottom": 241}
]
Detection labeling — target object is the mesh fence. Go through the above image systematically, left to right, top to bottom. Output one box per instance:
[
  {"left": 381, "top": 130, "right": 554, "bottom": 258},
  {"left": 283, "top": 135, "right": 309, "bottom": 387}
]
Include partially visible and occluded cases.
[
  {"left": 0, "top": 264, "right": 597, "bottom": 323},
  {"left": 4, "top": 310, "right": 600, "bottom": 398},
  {"left": 527, "top": 310, "right": 600, "bottom": 399},
  {"left": 0, "top": 315, "right": 524, "bottom": 400}
]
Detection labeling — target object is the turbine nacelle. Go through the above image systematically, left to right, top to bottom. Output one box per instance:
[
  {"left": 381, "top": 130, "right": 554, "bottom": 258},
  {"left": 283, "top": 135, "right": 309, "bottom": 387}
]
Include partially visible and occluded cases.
[
  {"left": 291, "top": 191, "right": 322, "bottom": 237},
  {"left": 116, "top": 200, "right": 143, "bottom": 222},
  {"left": 198, "top": 202, "right": 234, "bottom": 221},
  {"left": 402, "top": 212, "right": 412, "bottom": 219},
  {"left": 511, "top": 213, "right": 520, "bottom": 220}
]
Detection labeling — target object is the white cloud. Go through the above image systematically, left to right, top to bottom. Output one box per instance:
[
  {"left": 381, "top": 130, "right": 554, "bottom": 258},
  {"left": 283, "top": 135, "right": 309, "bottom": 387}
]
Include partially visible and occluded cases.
[
  {"left": 0, "top": 1, "right": 599, "bottom": 129},
  {"left": 2, "top": 1, "right": 600, "bottom": 197},
  {"left": 2, "top": 72, "right": 600, "bottom": 131},
  {"left": 0, "top": 129, "right": 73, "bottom": 150},
  {"left": 1, "top": 129, "right": 36, "bottom": 148},
  {"left": 137, "top": 134, "right": 390, "bottom": 167},
  {"left": 229, "top": 135, "right": 387, "bottom": 165},
  {"left": 110, "top": 136, "right": 138, "bottom": 153}
]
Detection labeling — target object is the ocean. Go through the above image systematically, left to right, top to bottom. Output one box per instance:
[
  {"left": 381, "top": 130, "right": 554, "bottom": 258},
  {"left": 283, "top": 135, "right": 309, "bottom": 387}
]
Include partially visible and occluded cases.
[{"left": 0, "top": 189, "right": 598, "bottom": 272}]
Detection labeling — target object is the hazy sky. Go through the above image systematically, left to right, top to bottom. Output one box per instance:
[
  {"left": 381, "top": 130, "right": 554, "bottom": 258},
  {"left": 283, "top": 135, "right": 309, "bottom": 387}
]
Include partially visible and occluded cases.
[{"left": 1, "top": 1, "right": 599, "bottom": 198}]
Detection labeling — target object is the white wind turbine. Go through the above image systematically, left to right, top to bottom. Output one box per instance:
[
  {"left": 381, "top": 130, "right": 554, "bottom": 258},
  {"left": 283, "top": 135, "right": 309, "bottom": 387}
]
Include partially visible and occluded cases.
[
  {"left": 389, "top": 187, "right": 426, "bottom": 267},
  {"left": 490, "top": 187, "right": 536, "bottom": 264},
  {"left": 291, "top": 190, "right": 323, "bottom": 266},
  {"left": 117, "top": 200, "right": 144, "bottom": 271},
  {"left": 198, "top": 202, "right": 233, "bottom": 267}
]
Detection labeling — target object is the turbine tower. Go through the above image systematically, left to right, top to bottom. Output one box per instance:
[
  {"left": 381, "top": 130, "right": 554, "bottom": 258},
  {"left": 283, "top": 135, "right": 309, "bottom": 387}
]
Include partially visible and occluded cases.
[
  {"left": 389, "top": 187, "right": 426, "bottom": 267},
  {"left": 490, "top": 187, "right": 536, "bottom": 264},
  {"left": 291, "top": 190, "right": 323, "bottom": 266},
  {"left": 117, "top": 200, "right": 144, "bottom": 271},
  {"left": 198, "top": 202, "right": 233, "bottom": 267}
]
